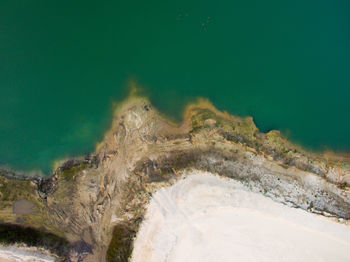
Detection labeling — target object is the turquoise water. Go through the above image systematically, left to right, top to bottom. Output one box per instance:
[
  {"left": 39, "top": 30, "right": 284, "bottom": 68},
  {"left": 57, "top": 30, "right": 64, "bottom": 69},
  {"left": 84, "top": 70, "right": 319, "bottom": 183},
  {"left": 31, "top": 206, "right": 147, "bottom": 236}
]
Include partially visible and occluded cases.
[{"left": 0, "top": 1, "right": 349, "bottom": 174}]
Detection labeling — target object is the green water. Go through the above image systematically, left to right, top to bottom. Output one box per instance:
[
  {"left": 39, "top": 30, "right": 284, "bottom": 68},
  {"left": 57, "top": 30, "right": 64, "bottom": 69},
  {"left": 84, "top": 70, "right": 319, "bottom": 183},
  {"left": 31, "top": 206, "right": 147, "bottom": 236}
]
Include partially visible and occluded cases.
[{"left": 0, "top": 1, "right": 349, "bottom": 174}]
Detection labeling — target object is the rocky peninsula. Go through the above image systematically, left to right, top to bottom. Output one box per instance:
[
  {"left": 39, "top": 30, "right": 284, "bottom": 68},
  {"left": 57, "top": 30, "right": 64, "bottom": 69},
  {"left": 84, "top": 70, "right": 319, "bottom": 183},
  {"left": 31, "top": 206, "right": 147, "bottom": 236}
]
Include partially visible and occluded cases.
[{"left": 1, "top": 96, "right": 350, "bottom": 261}]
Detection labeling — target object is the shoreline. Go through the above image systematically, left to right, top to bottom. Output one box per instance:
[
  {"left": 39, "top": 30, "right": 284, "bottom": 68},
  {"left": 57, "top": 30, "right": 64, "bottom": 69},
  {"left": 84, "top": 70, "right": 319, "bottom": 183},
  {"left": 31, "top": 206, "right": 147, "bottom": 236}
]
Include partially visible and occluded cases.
[
  {"left": 0, "top": 95, "right": 350, "bottom": 261},
  {"left": 1, "top": 95, "right": 350, "bottom": 178}
]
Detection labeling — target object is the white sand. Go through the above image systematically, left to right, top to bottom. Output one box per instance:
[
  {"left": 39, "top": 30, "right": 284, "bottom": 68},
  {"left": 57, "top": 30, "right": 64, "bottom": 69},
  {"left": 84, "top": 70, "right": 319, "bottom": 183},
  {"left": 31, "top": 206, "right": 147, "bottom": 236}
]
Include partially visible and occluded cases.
[
  {"left": 131, "top": 171, "right": 350, "bottom": 262},
  {"left": 0, "top": 246, "right": 55, "bottom": 262}
]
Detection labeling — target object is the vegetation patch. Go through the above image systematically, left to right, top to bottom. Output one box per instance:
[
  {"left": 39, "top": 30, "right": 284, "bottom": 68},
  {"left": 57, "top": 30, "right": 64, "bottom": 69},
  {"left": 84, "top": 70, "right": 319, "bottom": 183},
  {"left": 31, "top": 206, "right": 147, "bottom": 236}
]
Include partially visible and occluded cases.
[
  {"left": 58, "top": 163, "right": 88, "bottom": 182},
  {"left": 0, "top": 176, "right": 41, "bottom": 213},
  {"left": 0, "top": 177, "right": 32, "bottom": 202},
  {"left": 339, "top": 182, "right": 348, "bottom": 190},
  {"left": 107, "top": 223, "right": 136, "bottom": 262}
]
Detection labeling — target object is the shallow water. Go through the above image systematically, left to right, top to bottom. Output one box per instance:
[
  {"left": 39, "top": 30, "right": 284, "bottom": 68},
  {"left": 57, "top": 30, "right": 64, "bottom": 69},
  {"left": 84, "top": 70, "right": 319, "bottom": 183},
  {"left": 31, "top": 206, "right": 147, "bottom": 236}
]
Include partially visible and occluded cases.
[{"left": 0, "top": 0, "right": 349, "bottom": 173}]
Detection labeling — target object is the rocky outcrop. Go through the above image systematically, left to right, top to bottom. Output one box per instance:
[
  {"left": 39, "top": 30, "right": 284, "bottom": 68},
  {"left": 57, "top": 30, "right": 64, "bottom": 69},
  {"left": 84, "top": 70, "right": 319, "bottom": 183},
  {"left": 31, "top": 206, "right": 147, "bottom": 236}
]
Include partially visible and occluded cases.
[{"left": 0, "top": 96, "right": 350, "bottom": 261}]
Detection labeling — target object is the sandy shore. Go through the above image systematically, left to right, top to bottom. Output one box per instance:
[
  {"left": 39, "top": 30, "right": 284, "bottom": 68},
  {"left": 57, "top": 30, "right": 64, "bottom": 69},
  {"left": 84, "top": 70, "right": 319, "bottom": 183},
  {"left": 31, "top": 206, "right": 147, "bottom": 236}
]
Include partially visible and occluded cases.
[
  {"left": 132, "top": 171, "right": 350, "bottom": 262},
  {"left": 0, "top": 246, "right": 55, "bottom": 262},
  {"left": 0, "top": 258, "right": 16, "bottom": 262}
]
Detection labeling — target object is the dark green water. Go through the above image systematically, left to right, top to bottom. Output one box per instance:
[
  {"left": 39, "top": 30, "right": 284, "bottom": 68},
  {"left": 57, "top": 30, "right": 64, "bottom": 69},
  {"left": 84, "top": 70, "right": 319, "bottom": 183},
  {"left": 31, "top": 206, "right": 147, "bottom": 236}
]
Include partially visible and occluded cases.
[{"left": 1, "top": 1, "right": 349, "bottom": 174}]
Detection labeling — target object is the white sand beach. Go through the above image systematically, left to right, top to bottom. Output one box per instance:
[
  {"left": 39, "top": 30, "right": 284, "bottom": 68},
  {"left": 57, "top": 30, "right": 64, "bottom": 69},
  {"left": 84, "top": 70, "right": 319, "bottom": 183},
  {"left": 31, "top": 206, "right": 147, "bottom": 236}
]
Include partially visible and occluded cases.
[
  {"left": 132, "top": 171, "right": 350, "bottom": 262},
  {"left": 0, "top": 246, "right": 55, "bottom": 262}
]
